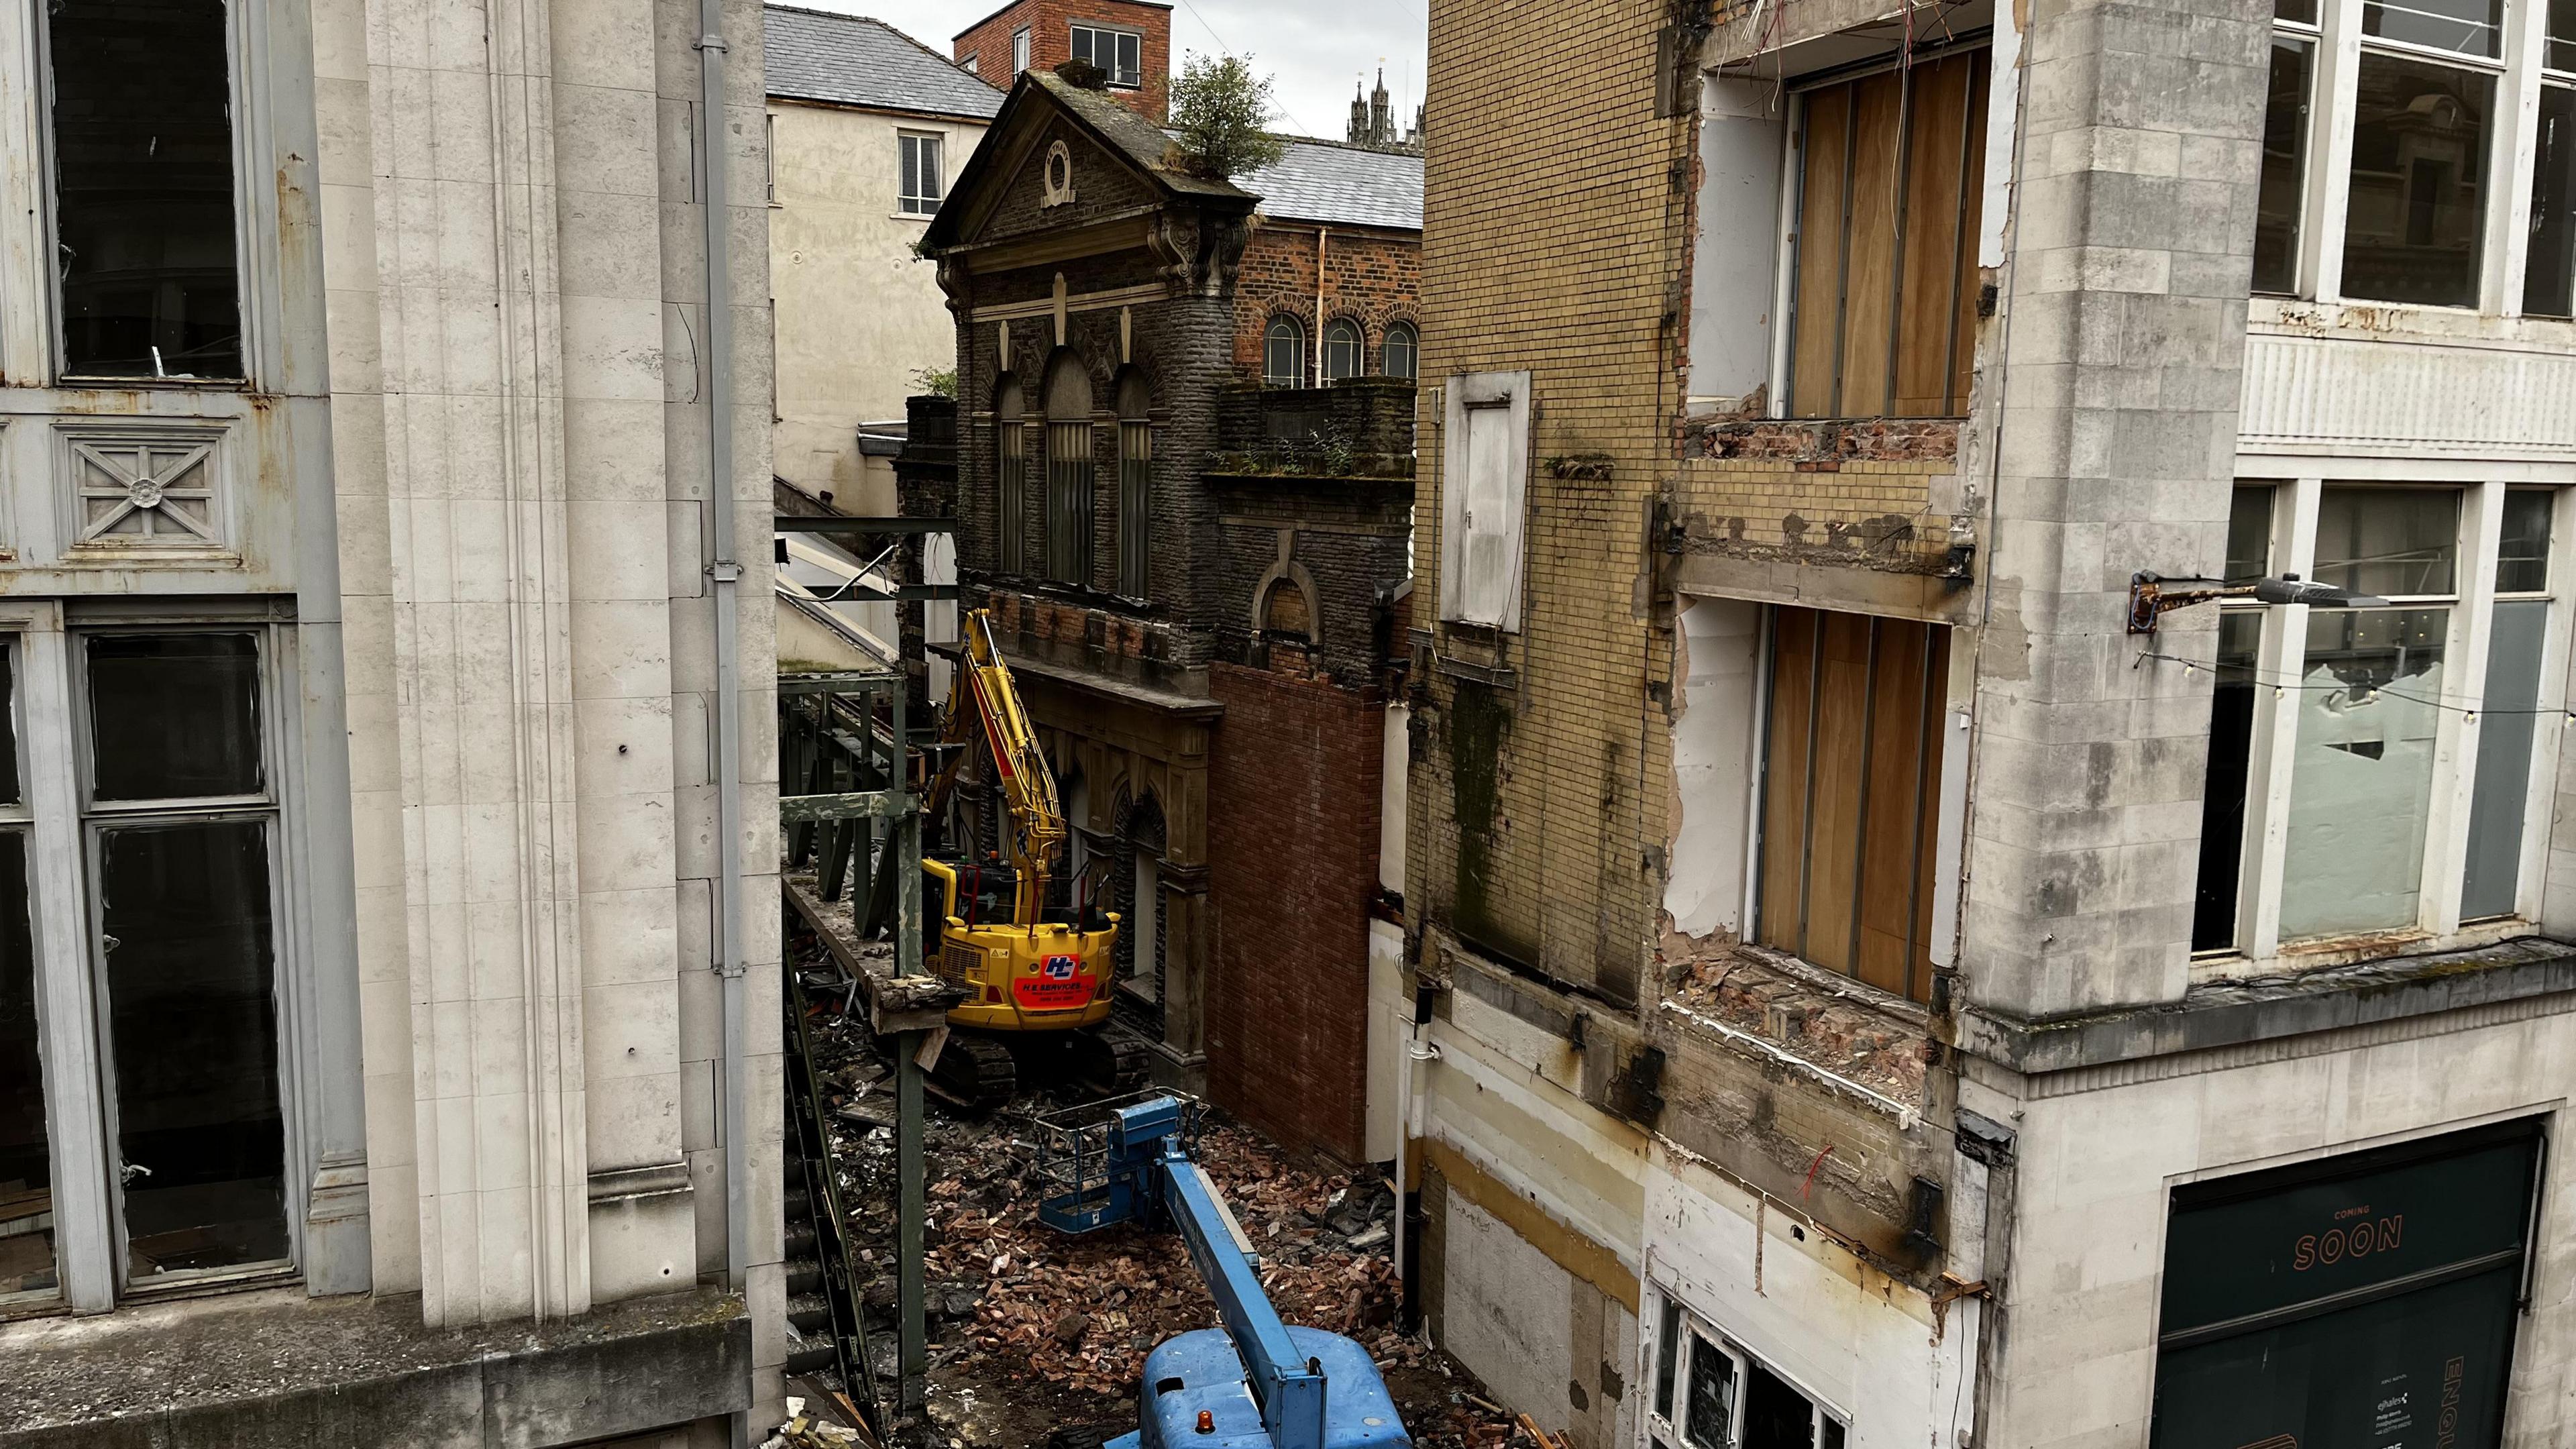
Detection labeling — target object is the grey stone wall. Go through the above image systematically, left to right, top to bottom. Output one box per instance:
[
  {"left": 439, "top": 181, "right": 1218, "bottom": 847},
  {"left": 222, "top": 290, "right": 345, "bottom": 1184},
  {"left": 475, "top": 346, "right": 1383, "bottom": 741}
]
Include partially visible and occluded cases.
[{"left": 1958, "top": 0, "right": 2270, "bottom": 1019}]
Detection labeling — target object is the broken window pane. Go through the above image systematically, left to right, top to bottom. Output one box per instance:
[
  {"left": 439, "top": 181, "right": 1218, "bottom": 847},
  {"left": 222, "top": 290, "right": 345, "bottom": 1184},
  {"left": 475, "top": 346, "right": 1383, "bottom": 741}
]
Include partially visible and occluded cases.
[
  {"left": 49, "top": 0, "right": 244, "bottom": 379},
  {"left": 2255, "top": 38, "right": 2312, "bottom": 294},
  {"left": 2341, "top": 54, "right": 2491, "bottom": 308},
  {"left": 2312, "top": 486, "right": 2458, "bottom": 597},
  {"left": 2496, "top": 488, "right": 2553, "bottom": 592},
  {"left": 2461, "top": 599, "right": 2546, "bottom": 918},
  {"left": 2279, "top": 608, "right": 2448, "bottom": 938},
  {"left": 2193, "top": 611, "right": 2264, "bottom": 953},
  {"left": 88, "top": 633, "right": 263, "bottom": 801},
  {"left": 102, "top": 818, "right": 288, "bottom": 1278},
  {"left": 0, "top": 833, "right": 53, "bottom": 1300},
  {"left": 1655, "top": 1296, "right": 1683, "bottom": 1419},
  {"left": 1684, "top": 1333, "right": 1738, "bottom": 1448},
  {"left": 1742, "top": 1360, "right": 1821, "bottom": 1447}
]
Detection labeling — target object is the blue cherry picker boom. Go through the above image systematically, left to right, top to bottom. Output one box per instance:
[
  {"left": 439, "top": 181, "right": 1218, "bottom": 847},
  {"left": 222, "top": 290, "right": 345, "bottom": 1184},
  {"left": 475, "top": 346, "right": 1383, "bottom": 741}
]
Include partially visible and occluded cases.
[{"left": 1032, "top": 1093, "right": 1413, "bottom": 1449}]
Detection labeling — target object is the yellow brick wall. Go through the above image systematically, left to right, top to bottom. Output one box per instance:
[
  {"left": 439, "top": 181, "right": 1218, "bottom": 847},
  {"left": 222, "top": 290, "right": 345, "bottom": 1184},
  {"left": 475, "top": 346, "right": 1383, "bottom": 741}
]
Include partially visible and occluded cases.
[{"left": 1409, "top": 0, "right": 1690, "bottom": 1002}]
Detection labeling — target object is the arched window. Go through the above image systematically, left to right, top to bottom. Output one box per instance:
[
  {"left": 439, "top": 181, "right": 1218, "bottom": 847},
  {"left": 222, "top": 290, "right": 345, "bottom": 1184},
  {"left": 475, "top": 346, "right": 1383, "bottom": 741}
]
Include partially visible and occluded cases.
[
  {"left": 1263, "top": 317, "right": 1306, "bottom": 388},
  {"left": 1322, "top": 318, "right": 1364, "bottom": 382},
  {"left": 1382, "top": 321, "right": 1418, "bottom": 382},
  {"left": 1042, "top": 354, "right": 1093, "bottom": 586},
  {"left": 1116, "top": 370, "right": 1152, "bottom": 598},
  {"left": 994, "top": 375, "right": 1026, "bottom": 574},
  {"left": 1261, "top": 579, "right": 1312, "bottom": 639}
]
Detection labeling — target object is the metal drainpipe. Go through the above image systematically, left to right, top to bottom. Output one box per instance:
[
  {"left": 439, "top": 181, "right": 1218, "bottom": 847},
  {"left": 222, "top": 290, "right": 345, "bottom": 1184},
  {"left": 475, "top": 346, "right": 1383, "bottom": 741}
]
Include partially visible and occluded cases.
[
  {"left": 696, "top": 0, "right": 749, "bottom": 1298},
  {"left": 1313, "top": 227, "right": 1329, "bottom": 386}
]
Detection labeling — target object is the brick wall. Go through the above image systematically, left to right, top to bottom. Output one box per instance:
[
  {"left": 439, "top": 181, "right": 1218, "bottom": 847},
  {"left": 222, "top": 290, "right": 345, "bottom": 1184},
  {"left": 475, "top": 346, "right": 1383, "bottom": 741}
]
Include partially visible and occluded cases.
[
  {"left": 953, "top": 0, "right": 1171, "bottom": 118},
  {"left": 1409, "top": 0, "right": 1688, "bottom": 1008},
  {"left": 1233, "top": 221, "right": 1421, "bottom": 385},
  {"left": 1205, "top": 661, "right": 1385, "bottom": 1162}
]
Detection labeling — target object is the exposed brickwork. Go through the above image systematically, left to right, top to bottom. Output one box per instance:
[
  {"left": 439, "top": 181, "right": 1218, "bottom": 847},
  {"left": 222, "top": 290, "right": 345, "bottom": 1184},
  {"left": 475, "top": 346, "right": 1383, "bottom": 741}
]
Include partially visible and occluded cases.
[
  {"left": 953, "top": 0, "right": 1171, "bottom": 119},
  {"left": 1232, "top": 221, "right": 1421, "bottom": 385},
  {"left": 1693, "top": 416, "right": 1960, "bottom": 464},
  {"left": 1205, "top": 661, "right": 1385, "bottom": 1163}
]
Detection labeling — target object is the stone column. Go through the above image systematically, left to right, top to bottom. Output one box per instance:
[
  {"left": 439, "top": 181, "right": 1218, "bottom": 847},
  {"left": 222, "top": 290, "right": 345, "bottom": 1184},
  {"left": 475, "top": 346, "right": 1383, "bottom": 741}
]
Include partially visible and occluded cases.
[{"left": 1959, "top": 0, "right": 2271, "bottom": 1019}]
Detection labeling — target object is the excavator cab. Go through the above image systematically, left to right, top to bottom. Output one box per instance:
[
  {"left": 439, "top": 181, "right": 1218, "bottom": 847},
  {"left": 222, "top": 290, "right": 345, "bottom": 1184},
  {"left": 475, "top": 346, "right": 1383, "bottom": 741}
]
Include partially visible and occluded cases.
[{"left": 916, "top": 610, "right": 1149, "bottom": 1108}]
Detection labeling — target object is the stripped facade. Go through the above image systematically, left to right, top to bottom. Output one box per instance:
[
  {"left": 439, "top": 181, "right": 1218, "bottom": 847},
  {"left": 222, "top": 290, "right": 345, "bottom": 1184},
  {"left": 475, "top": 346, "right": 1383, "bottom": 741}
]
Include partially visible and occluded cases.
[
  {"left": 0, "top": 0, "right": 783, "bottom": 1440},
  {"left": 1403, "top": 0, "right": 2576, "bottom": 1445}
]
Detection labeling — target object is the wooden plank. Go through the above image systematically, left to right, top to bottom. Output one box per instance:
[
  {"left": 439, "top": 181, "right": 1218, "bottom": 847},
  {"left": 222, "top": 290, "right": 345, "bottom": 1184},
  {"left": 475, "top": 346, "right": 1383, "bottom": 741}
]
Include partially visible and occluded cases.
[
  {"left": 1951, "top": 54, "right": 1993, "bottom": 415},
  {"left": 1894, "top": 55, "right": 1974, "bottom": 417},
  {"left": 1839, "top": 70, "right": 1906, "bottom": 418},
  {"left": 1792, "top": 88, "right": 1853, "bottom": 419},
  {"left": 1760, "top": 607, "right": 1817, "bottom": 953},
  {"left": 1805, "top": 611, "right": 1874, "bottom": 975},
  {"left": 1856, "top": 621, "right": 1930, "bottom": 994}
]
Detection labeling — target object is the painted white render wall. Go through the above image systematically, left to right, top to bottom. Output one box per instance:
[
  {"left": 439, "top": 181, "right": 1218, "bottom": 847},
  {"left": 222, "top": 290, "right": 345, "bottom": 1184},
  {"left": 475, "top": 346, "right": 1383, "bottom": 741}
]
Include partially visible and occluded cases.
[
  {"left": 769, "top": 101, "right": 987, "bottom": 500},
  {"left": 1645, "top": 1151, "right": 1976, "bottom": 1449}
]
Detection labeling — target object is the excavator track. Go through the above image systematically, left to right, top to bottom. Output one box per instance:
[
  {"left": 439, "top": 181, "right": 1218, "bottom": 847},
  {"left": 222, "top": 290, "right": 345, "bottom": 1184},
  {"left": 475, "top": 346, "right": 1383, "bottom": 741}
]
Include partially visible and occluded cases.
[
  {"left": 1063, "top": 1027, "right": 1152, "bottom": 1097},
  {"left": 925, "top": 1030, "right": 1018, "bottom": 1111}
]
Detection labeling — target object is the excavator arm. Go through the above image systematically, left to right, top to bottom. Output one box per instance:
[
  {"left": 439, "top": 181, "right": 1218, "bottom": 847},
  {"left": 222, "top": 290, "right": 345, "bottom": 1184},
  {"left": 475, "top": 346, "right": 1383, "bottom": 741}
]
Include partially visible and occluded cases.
[{"left": 925, "top": 609, "right": 1067, "bottom": 924}]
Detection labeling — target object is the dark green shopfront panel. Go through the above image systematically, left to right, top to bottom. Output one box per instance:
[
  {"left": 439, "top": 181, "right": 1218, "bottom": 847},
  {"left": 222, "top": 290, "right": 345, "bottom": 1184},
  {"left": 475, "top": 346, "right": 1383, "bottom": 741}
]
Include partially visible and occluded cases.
[{"left": 2149, "top": 1120, "right": 2542, "bottom": 1449}]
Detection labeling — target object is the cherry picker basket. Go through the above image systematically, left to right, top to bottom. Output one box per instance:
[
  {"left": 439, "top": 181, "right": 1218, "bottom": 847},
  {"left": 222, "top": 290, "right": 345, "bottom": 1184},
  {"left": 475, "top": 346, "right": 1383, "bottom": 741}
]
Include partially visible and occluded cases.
[{"left": 1030, "top": 1090, "right": 1202, "bottom": 1234}]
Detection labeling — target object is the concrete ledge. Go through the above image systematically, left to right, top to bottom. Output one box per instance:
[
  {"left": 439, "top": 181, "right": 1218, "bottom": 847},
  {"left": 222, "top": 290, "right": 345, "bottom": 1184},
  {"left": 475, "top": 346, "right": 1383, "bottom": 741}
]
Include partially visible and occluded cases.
[
  {"left": 1961, "top": 936, "right": 2576, "bottom": 1075},
  {"left": 0, "top": 1286, "right": 747, "bottom": 1448}
]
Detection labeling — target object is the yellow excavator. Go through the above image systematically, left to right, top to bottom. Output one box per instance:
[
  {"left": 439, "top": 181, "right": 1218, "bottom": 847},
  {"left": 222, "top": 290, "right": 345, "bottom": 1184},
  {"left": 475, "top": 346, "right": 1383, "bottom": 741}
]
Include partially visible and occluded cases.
[{"left": 918, "top": 609, "right": 1147, "bottom": 1108}]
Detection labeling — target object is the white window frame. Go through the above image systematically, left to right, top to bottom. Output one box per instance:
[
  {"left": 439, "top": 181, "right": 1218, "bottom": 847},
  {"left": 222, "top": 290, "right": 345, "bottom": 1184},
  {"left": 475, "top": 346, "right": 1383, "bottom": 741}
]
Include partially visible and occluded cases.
[
  {"left": 10, "top": 0, "right": 270, "bottom": 387},
  {"left": 2275, "top": 0, "right": 2554, "bottom": 312},
  {"left": 1070, "top": 23, "right": 1144, "bottom": 88},
  {"left": 1012, "top": 26, "right": 1031, "bottom": 76},
  {"left": 962, "top": 53, "right": 979, "bottom": 76},
  {"left": 898, "top": 130, "right": 946, "bottom": 217},
  {"left": 1438, "top": 371, "right": 1532, "bottom": 632},
  {"left": 2198, "top": 472, "right": 2576, "bottom": 970},
  {"left": 3, "top": 604, "right": 307, "bottom": 1315},
  {"left": 1643, "top": 1288, "right": 1849, "bottom": 1449}
]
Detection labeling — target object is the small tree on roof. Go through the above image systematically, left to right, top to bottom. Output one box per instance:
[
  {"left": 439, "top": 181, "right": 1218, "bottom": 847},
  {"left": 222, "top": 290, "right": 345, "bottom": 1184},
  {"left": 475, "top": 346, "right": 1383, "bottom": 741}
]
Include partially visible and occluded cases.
[{"left": 1166, "top": 53, "right": 1286, "bottom": 180}]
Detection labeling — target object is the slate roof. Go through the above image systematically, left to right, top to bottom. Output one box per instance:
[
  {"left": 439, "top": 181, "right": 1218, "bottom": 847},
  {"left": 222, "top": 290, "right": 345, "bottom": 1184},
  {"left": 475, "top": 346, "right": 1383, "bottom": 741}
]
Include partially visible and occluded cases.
[
  {"left": 763, "top": 6, "right": 1004, "bottom": 121},
  {"left": 1237, "top": 140, "right": 1423, "bottom": 233}
]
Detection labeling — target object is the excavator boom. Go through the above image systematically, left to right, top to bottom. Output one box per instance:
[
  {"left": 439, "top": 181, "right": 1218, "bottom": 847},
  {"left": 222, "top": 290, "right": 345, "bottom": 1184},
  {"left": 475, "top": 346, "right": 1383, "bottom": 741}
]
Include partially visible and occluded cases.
[{"left": 926, "top": 609, "right": 1067, "bottom": 924}]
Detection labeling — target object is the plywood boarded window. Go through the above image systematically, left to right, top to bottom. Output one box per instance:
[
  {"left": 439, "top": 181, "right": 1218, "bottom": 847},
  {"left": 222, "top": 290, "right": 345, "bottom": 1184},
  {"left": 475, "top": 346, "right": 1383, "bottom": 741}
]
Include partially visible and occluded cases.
[
  {"left": 1788, "top": 48, "right": 1989, "bottom": 419},
  {"left": 1043, "top": 354, "right": 1094, "bottom": 587},
  {"left": 1757, "top": 606, "right": 1949, "bottom": 1002}
]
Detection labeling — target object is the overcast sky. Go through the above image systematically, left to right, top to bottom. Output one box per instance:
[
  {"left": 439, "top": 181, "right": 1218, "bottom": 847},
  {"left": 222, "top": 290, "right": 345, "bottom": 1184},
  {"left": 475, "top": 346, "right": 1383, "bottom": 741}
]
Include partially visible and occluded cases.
[{"left": 809, "top": 0, "right": 1430, "bottom": 142}]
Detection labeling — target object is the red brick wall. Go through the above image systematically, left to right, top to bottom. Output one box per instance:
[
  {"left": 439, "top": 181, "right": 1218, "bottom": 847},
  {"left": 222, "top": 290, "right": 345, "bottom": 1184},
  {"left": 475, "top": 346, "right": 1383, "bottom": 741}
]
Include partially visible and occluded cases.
[
  {"left": 954, "top": 0, "right": 1172, "bottom": 119},
  {"left": 1232, "top": 221, "right": 1421, "bottom": 386},
  {"left": 1205, "top": 661, "right": 1385, "bottom": 1163}
]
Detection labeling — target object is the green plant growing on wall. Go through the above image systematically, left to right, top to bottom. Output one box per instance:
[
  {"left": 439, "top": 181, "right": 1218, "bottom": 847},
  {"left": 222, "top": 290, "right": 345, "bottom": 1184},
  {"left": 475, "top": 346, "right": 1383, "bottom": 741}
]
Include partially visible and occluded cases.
[
  {"left": 1166, "top": 54, "right": 1286, "bottom": 180},
  {"left": 912, "top": 366, "right": 959, "bottom": 399}
]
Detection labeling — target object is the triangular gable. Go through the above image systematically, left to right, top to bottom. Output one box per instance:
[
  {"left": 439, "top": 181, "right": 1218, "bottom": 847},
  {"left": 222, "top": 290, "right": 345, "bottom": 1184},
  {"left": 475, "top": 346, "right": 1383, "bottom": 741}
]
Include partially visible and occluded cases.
[{"left": 926, "top": 71, "right": 1252, "bottom": 254}]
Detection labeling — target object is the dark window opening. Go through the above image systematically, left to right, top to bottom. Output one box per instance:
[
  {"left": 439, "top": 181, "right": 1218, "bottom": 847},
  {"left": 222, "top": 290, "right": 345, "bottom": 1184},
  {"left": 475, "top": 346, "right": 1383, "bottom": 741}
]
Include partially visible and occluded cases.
[
  {"left": 50, "top": 0, "right": 244, "bottom": 380},
  {"left": 1071, "top": 24, "right": 1142, "bottom": 87},
  {"left": 2255, "top": 36, "right": 2314, "bottom": 294},
  {"left": 2342, "top": 52, "right": 2491, "bottom": 307},
  {"left": 2524, "top": 87, "right": 2576, "bottom": 316},
  {"left": 1323, "top": 319, "right": 1364, "bottom": 381},
  {"left": 1382, "top": 321, "right": 1418, "bottom": 381},
  {"left": 1043, "top": 356, "right": 1093, "bottom": 587},
  {"left": 1116, "top": 372, "right": 1150, "bottom": 598},
  {"left": 996, "top": 376, "right": 1026, "bottom": 576},
  {"left": 88, "top": 633, "right": 263, "bottom": 801},
  {"left": 102, "top": 818, "right": 288, "bottom": 1279},
  {"left": 0, "top": 831, "right": 52, "bottom": 1300}
]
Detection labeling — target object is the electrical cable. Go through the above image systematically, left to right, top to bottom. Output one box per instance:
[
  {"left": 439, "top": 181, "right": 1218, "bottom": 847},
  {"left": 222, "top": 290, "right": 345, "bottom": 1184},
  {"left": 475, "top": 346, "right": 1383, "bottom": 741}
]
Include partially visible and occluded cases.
[{"left": 2133, "top": 648, "right": 2576, "bottom": 720}]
